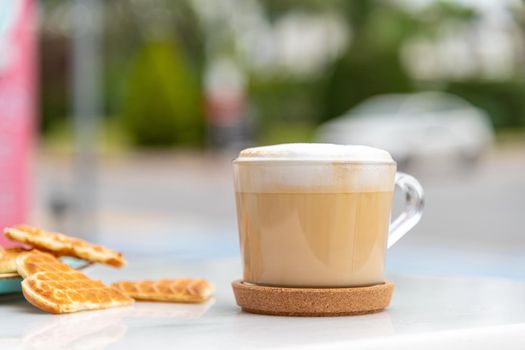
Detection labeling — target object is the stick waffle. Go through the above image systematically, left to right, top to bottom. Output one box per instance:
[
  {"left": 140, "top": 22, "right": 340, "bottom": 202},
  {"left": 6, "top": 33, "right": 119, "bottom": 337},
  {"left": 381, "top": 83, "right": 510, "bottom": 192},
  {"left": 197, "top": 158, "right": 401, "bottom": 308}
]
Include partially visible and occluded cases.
[
  {"left": 4, "top": 225, "right": 126, "bottom": 267},
  {"left": 0, "top": 248, "right": 28, "bottom": 273},
  {"left": 17, "top": 251, "right": 134, "bottom": 314},
  {"left": 112, "top": 279, "right": 213, "bottom": 303}
]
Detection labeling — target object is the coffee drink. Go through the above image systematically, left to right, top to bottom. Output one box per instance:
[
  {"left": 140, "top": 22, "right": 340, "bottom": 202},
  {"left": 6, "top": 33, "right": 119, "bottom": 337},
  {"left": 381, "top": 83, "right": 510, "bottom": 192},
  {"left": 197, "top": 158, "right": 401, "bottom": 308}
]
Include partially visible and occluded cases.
[
  {"left": 233, "top": 144, "right": 397, "bottom": 287},
  {"left": 235, "top": 191, "right": 393, "bottom": 287}
]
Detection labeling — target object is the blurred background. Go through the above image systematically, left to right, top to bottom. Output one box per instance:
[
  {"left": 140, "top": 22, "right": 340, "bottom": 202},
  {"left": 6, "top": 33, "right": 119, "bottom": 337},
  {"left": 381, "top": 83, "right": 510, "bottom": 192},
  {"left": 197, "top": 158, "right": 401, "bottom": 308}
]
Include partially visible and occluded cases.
[{"left": 1, "top": 0, "right": 524, "bottom": 278}]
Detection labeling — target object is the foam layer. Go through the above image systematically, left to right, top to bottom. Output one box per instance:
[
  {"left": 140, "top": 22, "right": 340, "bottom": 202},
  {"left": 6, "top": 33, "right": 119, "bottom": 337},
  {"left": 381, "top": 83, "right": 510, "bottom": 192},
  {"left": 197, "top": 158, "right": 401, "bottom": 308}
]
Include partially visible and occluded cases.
[
  {"left": 237, "top": 143, "right": 394, "bottom": 163},
  {"left": 234, "top": 144, "right": 396, "bottom": 193}
]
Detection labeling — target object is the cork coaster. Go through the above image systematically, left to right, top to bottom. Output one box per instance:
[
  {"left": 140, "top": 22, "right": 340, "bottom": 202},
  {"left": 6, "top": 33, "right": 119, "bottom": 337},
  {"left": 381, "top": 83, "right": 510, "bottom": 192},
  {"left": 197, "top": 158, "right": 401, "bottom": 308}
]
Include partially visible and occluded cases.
[{"left": 232, "top": 280, "right": 394, "bottom": 317}]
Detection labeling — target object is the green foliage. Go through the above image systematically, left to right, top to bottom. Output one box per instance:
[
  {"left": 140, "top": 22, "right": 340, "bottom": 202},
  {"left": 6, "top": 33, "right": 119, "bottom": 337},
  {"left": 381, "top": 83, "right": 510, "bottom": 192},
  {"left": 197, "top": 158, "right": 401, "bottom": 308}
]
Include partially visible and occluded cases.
[
  {"left": 38, "top": 0, "right": 525, "bottom": 148},
  {"left": 253, "top": 0, "right": 418, "bottom": 128},
  {"left": 261, "top": 0, "right": 340, "bottom": 21},
  {"left": 318, "top": 1, "right": 416, "bottom": 121},
  {"left": 119, "top": 41, "right": 204, "bottom": 146},
  {"left": 321, "top": 45, "right": 413, "bottom": 121},
  {"left": 249, "top": 75, "right": 322, "bottom": 126},
  {"left": 250, "top": 77, "right": 323, "bottom": 144},
  {"left": 446, "top": 81, "right": 525, "bottom": 128},
  {"left": 259, "top": 122, "right": 316, "bottom": 145}
]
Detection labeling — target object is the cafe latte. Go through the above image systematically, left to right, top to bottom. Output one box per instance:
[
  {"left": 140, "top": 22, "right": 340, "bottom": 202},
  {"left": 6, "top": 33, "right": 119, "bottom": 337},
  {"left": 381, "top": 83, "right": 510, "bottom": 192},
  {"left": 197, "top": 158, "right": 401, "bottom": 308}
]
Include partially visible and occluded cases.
[{"left": 233, "top": 144, "right": 396, "bottom": 287}]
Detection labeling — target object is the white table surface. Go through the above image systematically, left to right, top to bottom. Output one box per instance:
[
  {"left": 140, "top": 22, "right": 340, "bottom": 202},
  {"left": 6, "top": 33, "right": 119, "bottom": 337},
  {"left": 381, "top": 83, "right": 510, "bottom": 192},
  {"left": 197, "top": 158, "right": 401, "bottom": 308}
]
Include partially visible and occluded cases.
[{"left": 1, "top": 255, "right": 525, "bottom": 350}]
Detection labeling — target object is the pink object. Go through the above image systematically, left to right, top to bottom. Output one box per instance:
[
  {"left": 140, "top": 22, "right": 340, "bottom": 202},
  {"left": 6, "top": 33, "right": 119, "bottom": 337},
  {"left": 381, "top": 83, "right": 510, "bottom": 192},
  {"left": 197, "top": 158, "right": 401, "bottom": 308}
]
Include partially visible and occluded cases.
[{"left": 0, "top": 0, "right": 36, "bottom": 247}]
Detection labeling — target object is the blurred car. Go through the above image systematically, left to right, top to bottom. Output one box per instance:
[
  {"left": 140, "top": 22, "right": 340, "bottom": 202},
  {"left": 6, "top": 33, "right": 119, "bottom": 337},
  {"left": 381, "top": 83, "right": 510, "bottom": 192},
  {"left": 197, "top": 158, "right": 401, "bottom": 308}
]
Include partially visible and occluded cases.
[{"left": 316, "top": 92, "right": 494, "bottom": 167}]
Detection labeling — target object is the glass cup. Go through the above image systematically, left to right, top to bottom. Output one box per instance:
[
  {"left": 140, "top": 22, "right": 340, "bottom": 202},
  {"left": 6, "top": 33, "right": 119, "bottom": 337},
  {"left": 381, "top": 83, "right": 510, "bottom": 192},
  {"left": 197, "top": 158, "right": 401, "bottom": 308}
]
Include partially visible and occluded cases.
[{"left": 233, "top": 144, "right": 424, "bottom": 287}]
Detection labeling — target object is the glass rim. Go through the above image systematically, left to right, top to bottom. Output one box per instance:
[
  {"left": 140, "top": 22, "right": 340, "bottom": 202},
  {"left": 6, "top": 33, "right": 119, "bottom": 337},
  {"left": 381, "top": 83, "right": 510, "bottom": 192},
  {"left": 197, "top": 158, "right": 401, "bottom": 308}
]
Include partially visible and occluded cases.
[{"left": 233, "top": 159, "right": 397, "bottom": 166}]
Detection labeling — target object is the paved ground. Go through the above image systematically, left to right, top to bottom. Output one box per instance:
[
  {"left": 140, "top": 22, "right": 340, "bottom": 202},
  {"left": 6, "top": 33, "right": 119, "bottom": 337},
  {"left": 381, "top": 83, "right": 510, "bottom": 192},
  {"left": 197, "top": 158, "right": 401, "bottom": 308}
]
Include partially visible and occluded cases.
[{"left": 32, "top": 144, "right": 525, "bottom": 279}]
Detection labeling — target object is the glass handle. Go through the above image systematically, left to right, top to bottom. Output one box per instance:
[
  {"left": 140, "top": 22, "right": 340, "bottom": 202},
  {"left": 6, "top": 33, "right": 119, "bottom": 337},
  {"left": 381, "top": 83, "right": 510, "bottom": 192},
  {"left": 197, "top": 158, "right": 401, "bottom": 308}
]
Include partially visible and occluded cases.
[{"left": 387, "top": 172, "right": 424, "bottom": 249}]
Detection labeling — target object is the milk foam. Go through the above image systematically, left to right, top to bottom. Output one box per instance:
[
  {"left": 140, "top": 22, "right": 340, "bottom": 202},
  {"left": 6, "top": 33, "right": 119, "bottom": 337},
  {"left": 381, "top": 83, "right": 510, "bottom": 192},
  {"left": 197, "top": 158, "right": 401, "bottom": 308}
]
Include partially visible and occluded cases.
[
  {"left": 237, "top": 143, "right": 394, "bottom": 163},
  {"left": 234, "top": 144, "right": 396, "bottom": 193}
]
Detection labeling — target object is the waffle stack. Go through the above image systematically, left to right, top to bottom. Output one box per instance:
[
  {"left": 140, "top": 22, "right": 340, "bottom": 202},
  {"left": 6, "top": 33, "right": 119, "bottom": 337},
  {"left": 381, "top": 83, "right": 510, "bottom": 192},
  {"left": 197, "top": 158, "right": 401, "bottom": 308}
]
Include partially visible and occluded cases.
[
  {"left": 2, "top": 225, "right": 213, "bottom": 314},
  {"left": 5, "top": 225, "right": 126, "bottom": 267},
  {"left": 0, "top": 247, "right": 27, "bottom": 274}
]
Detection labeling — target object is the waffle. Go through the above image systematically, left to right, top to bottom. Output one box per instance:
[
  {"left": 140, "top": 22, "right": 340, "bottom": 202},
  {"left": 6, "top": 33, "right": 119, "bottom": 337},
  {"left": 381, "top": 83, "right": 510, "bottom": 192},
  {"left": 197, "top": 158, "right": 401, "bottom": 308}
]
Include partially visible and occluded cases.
[
  {"left": 4, "top": 225, "right": 126, "bottom": 267},
  {"left": 0, "top": 248, "right": 29, "bottom": 273},
  {"left": 17, "top": 251, "right": 134, "bottom": 314},
  {"left": 112, "top": 279, "right": 213, "bottom": 303}
]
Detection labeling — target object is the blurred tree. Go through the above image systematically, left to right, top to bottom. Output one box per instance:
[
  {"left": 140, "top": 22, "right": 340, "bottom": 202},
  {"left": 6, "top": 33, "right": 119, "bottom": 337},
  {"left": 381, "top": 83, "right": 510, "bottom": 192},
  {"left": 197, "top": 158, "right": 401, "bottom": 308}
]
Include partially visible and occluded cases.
[
  {"left": 37, "top": 0, "right": 525, "bottom": 148},
  {"left": 106, "top": 0, "right": 206, "bottom": 146},
  {"left": 247, "top": 0, "right": 342, "bottom": 143},
  {"left": 253, "top": 0, "right": 417, "bottom": 126},
  {"left": 258, "top": 0, "right": 486, "bottom": 124},
  {"left": 262, "top": 0, "right": 336, "bottom": 21},
  {"left": 321, "top": 0, "right": 416, "bottom": 121},
  {"left": 417, "top": 2, "right": 525, "bottom": 130},
  {"left": 120, "top": 40, "right": 203, "bottom": 146},
  {"left": 248, "top": 76, "right": 321, "bottom": 144},
  {"left": 447, "top": 81, "right": 525, "bottom": 129}
]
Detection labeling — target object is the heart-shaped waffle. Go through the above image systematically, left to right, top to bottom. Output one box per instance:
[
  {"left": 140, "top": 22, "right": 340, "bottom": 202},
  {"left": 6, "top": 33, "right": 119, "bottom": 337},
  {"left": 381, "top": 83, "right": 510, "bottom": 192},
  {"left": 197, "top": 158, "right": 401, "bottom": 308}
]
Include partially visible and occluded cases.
[
  {"left": 4, "top": 225, "right": 126, "bottom": 267},
  {"left": 0, "top": 248, "right": 29, "bottom": 273},
  {"left": 17, "top": 251, "right": 134, "bottom": 314}
]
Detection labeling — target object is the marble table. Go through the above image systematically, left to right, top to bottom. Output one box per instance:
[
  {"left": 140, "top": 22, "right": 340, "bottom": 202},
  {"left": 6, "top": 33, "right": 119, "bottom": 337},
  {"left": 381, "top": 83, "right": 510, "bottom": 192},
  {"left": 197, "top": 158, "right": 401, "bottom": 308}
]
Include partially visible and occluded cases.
[{"left": 0, "top": 255, "right": 524, "bottom": 350}]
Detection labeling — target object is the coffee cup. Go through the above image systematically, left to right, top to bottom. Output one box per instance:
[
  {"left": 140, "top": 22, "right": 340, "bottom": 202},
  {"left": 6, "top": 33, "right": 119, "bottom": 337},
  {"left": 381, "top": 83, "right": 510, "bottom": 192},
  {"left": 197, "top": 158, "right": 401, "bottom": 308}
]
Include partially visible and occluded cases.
[{"left": 233, "top": 143, "right": 423, "bottom": 287}]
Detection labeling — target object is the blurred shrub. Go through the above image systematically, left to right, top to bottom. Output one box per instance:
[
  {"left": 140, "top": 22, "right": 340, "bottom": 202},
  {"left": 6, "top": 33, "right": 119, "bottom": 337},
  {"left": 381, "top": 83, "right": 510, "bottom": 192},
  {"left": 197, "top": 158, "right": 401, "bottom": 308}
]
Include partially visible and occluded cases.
[
  {"left": 119, "top": 41, "right": 204, "bottom": 146},
  {"left": 446, "top": 81, "right": 525, "bottom": 129}
]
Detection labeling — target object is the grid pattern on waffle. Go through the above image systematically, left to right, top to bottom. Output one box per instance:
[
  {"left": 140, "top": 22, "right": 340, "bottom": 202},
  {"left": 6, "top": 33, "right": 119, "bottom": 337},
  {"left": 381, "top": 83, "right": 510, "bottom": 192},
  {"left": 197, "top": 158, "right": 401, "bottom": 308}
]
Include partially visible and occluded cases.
[
  {"left": 4, "top": 225, "right": 126, "bottom": 267},
  {"left": 0, "top": 248, "right": 27, "bottom": 273},
  {"left": 18, "top": 251, "right": 134, "bottom": 313},
  {"left": 112, "top": 279, "right": 213, "bottom": 303}
]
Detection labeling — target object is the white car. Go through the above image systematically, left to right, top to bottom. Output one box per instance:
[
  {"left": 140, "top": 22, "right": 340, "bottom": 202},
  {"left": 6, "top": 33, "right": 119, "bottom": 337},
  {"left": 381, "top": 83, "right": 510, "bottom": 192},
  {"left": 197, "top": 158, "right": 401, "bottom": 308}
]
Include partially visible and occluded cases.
[{"left": 316, "top": 92, "right": 494, "bottom": 167}]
